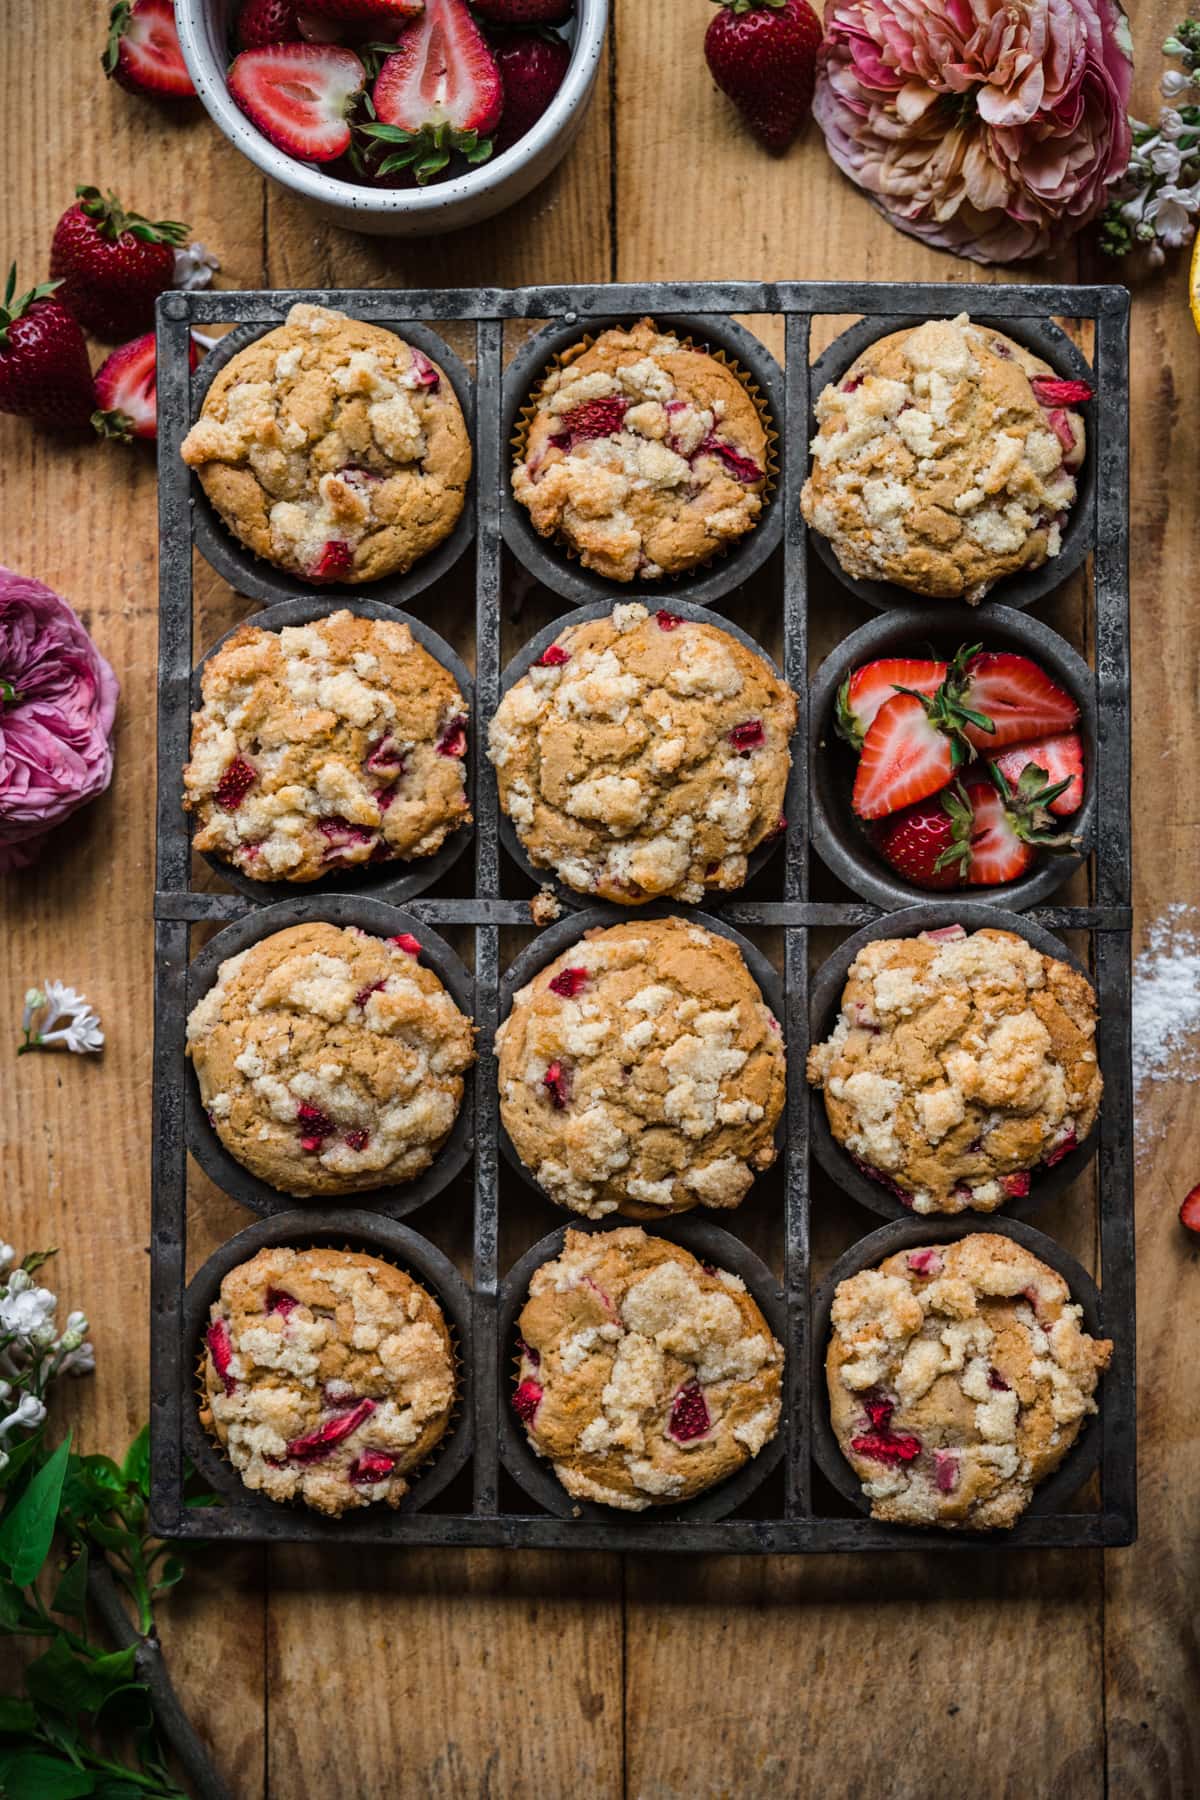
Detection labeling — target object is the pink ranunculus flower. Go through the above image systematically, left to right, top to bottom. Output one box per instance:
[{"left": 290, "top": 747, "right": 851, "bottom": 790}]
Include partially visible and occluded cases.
[
  {"left": 814, "top": 0, "right": 1135, "bottom": 264},
  {"left": 0, "top": 568, "right": 119, "bottom": 872}
]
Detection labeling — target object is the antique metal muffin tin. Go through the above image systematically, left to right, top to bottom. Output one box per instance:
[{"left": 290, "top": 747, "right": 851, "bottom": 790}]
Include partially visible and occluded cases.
[{"left": 150, "top": 281, "right": 1134, "bottom": 1552}]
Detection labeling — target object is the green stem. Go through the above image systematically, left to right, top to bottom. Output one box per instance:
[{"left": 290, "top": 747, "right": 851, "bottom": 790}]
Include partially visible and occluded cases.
[{"left": 0, "top": 679, "right": 18, "bottom": 708}]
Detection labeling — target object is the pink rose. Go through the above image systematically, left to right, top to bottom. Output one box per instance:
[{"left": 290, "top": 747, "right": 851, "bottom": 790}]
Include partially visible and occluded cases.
[
  {"left": 814, "top": 0, "right": 1134, "bottom": 263},
  {"left": 0, "top": 568, "right": 119, "bottom": 872}
]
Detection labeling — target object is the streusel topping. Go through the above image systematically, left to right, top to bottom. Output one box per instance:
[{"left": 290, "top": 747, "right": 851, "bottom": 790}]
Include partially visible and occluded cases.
[
  {"left": 181, "top": 304, "right": 470, "bottom": 583},
  {"left": 801, "top": 315, "right": 1087, "bottom": 602},
  {"left": 512, "top": 317, "right": 769, "bottom": 582},
  {"left": 489, "top": 603, "right": 795, "bottom": 905},
  {"left": 184, "top": 610, "right": 470, "bottom": 883},
  {"left": 496, "top": 918, "right": 785, "bottom": 1220},
  {"left": 187, "top": 922, "right": 476, "bottom": 1198},
  {"left": 807, "top": 926, "right": 1102, "bottom": 1214},
  {"left": 513, "top": 1226, "right": 783, "bottom": 1512},
  {"left": 826, "top": 1232, "right": 1111, "bottom": 1530},
  {"left": 200, "top": 1245, "right": 456, "bottom": 1518}
]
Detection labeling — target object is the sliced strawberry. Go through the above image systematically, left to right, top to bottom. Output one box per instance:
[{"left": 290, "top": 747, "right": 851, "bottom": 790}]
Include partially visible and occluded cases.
[
  {"left": 103, "top": 0, "right": 196, "bottom": 98},
  {"left": 236, "top": 0, "right": 303, "bottom": 48},
  {"left": 302, "top": 0, "right": 422, "bottom": 22},
  {"left": 367, "top": 0, "right": 503, "bottom": 184},
  {"left": 228, "top": 43, "right": 366, "bottom": 162},
  {"left": 91, "top": 328, "right": 200, "bottom": 442},
  {"left": 1030, "top": 376, "right": 1094, "bottom": 407},
  {"left": 959, "top": 651, "right": 1079, "bottom": 752},
  {"left": 835, "top": 657, "right": 947, "bottom": 751},
  {"left": 852, "top": 693, "right": 956, "bottom": 821},
  {"left": 990, "top": 731, "right": 1084, "bottom": 817},
  {"left": 960, "top": 769, "right": 1077, "bottom": 887},
  {"left": 869, "top": 785, "right": 971, "bottom": 891},
  {"left": 1179, "top": 1184, "right": 1200, "bottom": 1235},
  {"left": 206, "top": 1318, "right": 236, "bottom": 1394},
  {"left": 287, "top": 1397, "right": 376, "bottom": 1460}
]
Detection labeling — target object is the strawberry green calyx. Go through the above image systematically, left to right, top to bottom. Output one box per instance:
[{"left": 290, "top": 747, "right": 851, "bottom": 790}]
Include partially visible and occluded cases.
[
  {"left": 102, "top": 0, "right": 134, "bottom": 75},
  {"left": 359, "top": 120, "right": 494, "bottom": 183},
  {"left": 73, "top": 185, "right": 189, "bottom": 248},
  {"left": 0, "top": 266, "right": 65, "bottom": 349},
  {"left": 90, "top": 406, "right": 136, "bottom": 443},
  {"left": 895, "top": 643, "right": 993, "bottom": 769},
  {"left": 834, "top": 673, "right": 863, "bottom": 750},
  {"left": 987, "top": 762, "right": 1079, "bottom": 851},
  {"left": 931, "top": 781, "right": 975, "bottom": 878}
]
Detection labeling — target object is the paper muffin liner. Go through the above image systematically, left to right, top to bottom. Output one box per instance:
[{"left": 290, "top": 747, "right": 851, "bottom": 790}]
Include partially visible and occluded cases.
[
  {"left": 509, "top": 321, "right": 780, "bottom": 584},
  {"left": 195, "top": 1247, "right": 465, "bottom": 1511}
]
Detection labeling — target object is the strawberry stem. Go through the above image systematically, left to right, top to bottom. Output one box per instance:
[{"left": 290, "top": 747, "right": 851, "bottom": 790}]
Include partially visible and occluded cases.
[
  {"left": 74, "top": 185, "right": 189, "bottom": 247},
  {"left": 0, "top": 264, "right": 65, "bottom": 347}
]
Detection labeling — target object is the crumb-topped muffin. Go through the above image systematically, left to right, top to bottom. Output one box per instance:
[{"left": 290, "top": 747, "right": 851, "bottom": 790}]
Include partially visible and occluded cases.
[
  {"left": 181, "top": 304, "right": 471, "bottom": 584},
  {"left": 801, "top": 314, "right": 1088, "bottom": 603},
  {"left": 512, "top": 317, "right": 770, "bottom": 582},
  {"left": 489, "top": 603, "right": 795, "bottom": 905},
  {"left": 184, "top": 610, "right": 470, "bottom": 884},
  {"left": 497, "top": 917, "right": 785, "bottom": 1219},
  {"left": 187, "top": 922, "right": 476, "bottom": 1198},
  {"left": 807, "top": 925, "right": 1101, "bottom": 1215},
  {"left": 512, "top": 1226, "right": 783, "bottom": 1511},
  {"left": 826, "top": 1232, "right": 1111, "bottom": 1530},
  {"left": 200, "top": 1245, "right": 456, "bottom": 1517}
]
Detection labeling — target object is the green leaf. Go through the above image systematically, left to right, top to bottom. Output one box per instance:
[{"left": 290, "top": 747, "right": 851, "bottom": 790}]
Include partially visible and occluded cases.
[
  {"left": 20, "top": 1249, "right": 57, "bottom": 1277},
  {"left": 120, "top": 1428, "right": 150, "bottom": 1499},
  {"left": 0, "top": 1435, "right": 71, "bottom": 1586},
  {"left": 1, "top": 1436, "right": 46, "bottom": 1488},
  {"left": 51, "top": 1546, "right": 89, "bottom": 1619},
  {"left": 152, "top": 1555, "right": 185, "bottom": 1595},
  {"left": 0, "top": 1576, "right": 40, "bottom": 1632},
  {"left": 25, "top": 1637, "right": 137, "bottom": 1717},
  {"left": 94, "top": 1681, "right": 154, "bottom": 1736},
  {"left": 0, "top": 1698, "right": 37, "bottom": 1733},
  {"left": 0, "top": 1750, "right": 95, "bottom": 1799},
  {"left": 91, "top": 1783, "right": 147, "bottom": 1800}
]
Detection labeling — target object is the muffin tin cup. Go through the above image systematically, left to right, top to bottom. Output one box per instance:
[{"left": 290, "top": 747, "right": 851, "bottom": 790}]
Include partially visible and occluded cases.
[
  {"left": 152, "top": 281, "right": 1134, "bottom": 1553},
  {"left": 806, "top": 312, "right": 1096, "bottom": 614},
  {"left": 500, "top": 313, "right": 786, "bottom": 610},
  {"left": 187, "top": 319, "right": 476, "bottom": 611},
  {"left": 189, "top": 596, "right": 475, "bottom": 907},
  {"left": 495, "top": 599, "right": 799, "bottom": 910},
  {"left": 808, "top": 603, "right": 1096, "bottom": 912},
  {"left": 184, "top": 897, "right": 476, "bottom": 1220},
  {"left": 808, "top": 903, "right": 1102, "bottom": 1223},
  {"left": 497, "top": 905, "right": 787, "bottom": 1216},
  {"left": 182, "top": 1210, "right": 474, "bottom": 1525},
  {"left": 810, "top": 1215, "right": 1106, "bottom": 1532},
  {"left": 497, "top": 1217, "right": 787, "bottom": 1524}
]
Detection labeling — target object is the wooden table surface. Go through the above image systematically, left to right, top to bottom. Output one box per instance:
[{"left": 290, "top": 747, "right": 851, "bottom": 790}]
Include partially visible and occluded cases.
[{"left": 3, "top": 1, "right": 1198, "bottom": 1793}]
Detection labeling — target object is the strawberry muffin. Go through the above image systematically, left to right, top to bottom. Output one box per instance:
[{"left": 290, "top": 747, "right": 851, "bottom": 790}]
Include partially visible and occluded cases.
[
  {"left": 181, "top": 303, "right": 471, "bottom": 584},
  {"left": 801, "top": 315, "right": 1089, "bottom": 602},
  {"left": 512, "top": 317, "right": 770, "bottom": 582},
  {"left": 489, "top": 603, "right": 795, "bottom": 904},
  {"left": 184, "top": 610, "right": 470, "bottom": 883},
  {"left": 497, "top": 918, "right": 785, "bottom": 1220},
  {"left": 187, "top": 922, "right": 476, "bottom": 1198},
  {"left": 807, "top": 925, "right": 1101, "bottom": 1215},
  {"left": 512, "top": 1226, "right": 783, "bottom": 1512},
  {"left": 826, "top": 1232, "right": 1111, "bottom": 1530},
  {"left": 200, "top": 1245, "right": 457, "bottom": 1518}
]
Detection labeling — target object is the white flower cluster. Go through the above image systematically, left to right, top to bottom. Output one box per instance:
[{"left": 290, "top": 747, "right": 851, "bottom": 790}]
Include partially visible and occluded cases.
[
  {"left": 1101, "top": 25, "right": 1200, "bottom": 261},
  {"left": 19, "top": 982, "right": 103, "bottom": 1056},
  {"left": 0, "top": 1242, "right": 94, "bottom": 1475}
]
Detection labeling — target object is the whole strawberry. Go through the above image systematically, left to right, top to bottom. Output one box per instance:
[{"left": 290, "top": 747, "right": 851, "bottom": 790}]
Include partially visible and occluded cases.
[
  {"left": 473, "top": 0, "right": 573, "bottom": 22},
  {"left": 704, "top": 0, "right": 820, "bottom": 153},
  {"left": 493, "top": 34, "right": 571, "bottom": 154},
  {"left": 49, "top": 186, "right": 188, "bottom": 341},
  {"left": 0, "top": 268, "right": 95, "bottom": 428}
]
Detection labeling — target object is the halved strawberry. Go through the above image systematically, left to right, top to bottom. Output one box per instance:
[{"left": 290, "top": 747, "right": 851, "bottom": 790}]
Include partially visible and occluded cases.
[
  {"left": 103, "top": 0, "right": 196, "bottom": 98},
  {"left": 302, "top": 0, "right": 423, "bottom": 23},
  {"left": 366, "top": 0, "right": 503, "bottom": 184},
  {"left": 228, "top": 43, "right": 366, "bottom": 162},
  {"left": 91, "top": 328, "right": 200, "bottom": 442},
  {"left": 959, "top": 651, "right": 1079, "bottom": 752},
  {"left": 835, "top": 657, "right": 947, "bottom": 751},
  {"left": 852, "top": 693, "right": 957, "bottom": 821},
  {"left": 990, "top": 730, "right": 1084, "bottom": 818},
  {"left": 960, "top": 769, "right": 1078, "bottom": 887},
  {"left": 869, "top": 785, "right": 971, "bottom": 891},
  {"left": 1179, "top": 1184, "right": 1200, "bottom": 1236}
]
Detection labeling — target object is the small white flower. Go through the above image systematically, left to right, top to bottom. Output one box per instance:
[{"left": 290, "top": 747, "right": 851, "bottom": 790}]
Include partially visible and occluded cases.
[
  {"left": 1162, "top": 68, "right": 1195, "bottom": 98},
  {"left": 1158, "top": 107, "right": 1186, "bottom": 141},
  {"left": 1150, "top": 141, "right": 1183, "bottom": 179},
  {"left": 1148, "top": 183, "right": 1200, "bottom": 246},
  {"left": 173, "top": 241, "right": 220, "bottom": 292},
  {"left": 19, "top": 981, "right": 104, "bottom": 1056},
  {"left": 0, "top": 1245, "right": 14, "bottom": 1272},
  {"left": 6, "top": 1270, "right": 31, "bottom": 1297},
  {"left": 0, "top": 1283, "right": 56, "bottom": 1339},
  {"left": 65, "top": 1310, "right": 88, "bottom": 1336},
  {"left": 29, "top": 1322, "right": 57, "bottom": 1352},
  {"left": 62, "top": 1341, "right": 96, "bottom": 1376},
  {"left": 0, "top": 1394, "right": 47, "bottom": 1438}
]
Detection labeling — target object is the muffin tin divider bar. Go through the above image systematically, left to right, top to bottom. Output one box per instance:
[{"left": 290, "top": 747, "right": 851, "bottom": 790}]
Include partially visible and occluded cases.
[
  {"left": 1090, "top": 293, "right": 1133, "bottom": 912},
  {"left": 154, "top": 296, "right": 199, "bottom": 897},
  {"left": 783, "top": 312, "right": 811, "bottom": 906},
  {"left": 147, "top": 917, "right": 189, "bottom": 1539},
  {"left": 1093, "top": 928, "right": 1137, "bottom": 1541},
  {"left": 782, "top": 929, "right": 811, "bottom": 1518}
]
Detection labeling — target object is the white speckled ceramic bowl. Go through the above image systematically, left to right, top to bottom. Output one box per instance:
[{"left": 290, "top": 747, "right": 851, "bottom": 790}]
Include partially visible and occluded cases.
[{"left": 175, "top": 0, "right": 609, "bottom": 236}]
